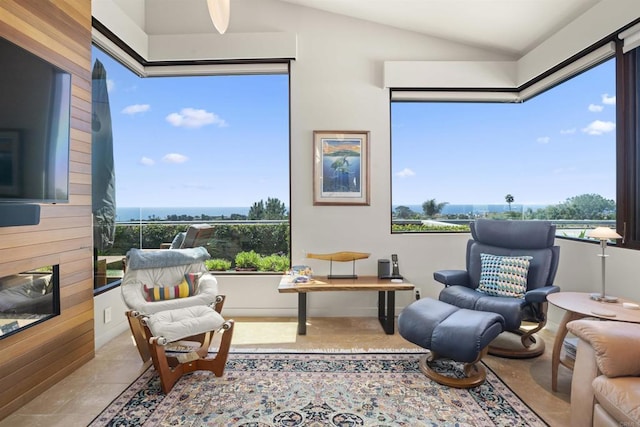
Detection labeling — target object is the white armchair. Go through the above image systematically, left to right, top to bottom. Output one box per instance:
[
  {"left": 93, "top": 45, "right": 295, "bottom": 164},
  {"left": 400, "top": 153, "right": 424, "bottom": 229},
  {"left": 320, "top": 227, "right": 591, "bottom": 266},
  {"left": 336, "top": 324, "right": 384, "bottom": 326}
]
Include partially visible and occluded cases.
[
  {"left": 122, "top": 247, "right": 228, "bottom": 361},
  {"left": 120, "top": 248, "right": 234, "bottom": 393}
]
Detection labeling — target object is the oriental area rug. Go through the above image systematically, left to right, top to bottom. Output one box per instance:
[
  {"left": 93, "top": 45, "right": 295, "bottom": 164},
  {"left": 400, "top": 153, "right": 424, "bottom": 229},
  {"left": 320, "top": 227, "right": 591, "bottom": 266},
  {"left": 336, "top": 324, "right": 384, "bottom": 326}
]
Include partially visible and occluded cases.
[{"left": 90, "top": 352, "right": 547, "bottom": 427}]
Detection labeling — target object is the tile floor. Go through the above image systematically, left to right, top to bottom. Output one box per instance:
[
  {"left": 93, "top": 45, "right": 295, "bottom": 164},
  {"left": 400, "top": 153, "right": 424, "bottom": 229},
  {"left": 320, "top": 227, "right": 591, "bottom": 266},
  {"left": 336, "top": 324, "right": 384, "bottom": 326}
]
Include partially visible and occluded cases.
[{"left": 0, "top": 317, "right": 573, "bottom": 426}]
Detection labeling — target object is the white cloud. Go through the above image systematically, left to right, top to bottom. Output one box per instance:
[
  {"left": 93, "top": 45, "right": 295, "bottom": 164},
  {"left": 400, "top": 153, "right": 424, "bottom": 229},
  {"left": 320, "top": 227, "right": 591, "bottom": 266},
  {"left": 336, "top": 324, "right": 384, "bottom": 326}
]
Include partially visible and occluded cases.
[
  {"left": 106, "top": 79, "right": 115, "bottom": 93},
  {"left": 602, "top": 93, "right": 616, "bottom": 105},
  {"left": 122, "top": 104, "right": 150, "bottom": 115},
  {"left": 588, "top": 104, "right": 603, "bottom": 112},
  {"left": 165, "top": 108, "right": 227, "bottom": 129},
  {"left": 582, "top": 120, "right": 616, "bottom": 135},
  {"left": 560, "top": 128, "right": 576, "bottom": 135},
  {"left": 537, "top": 136, "right": 550, "bottom": 144},
  {"left": 162, "top": 153, "right": 188, "bottom": 163},
  {"left": 139, "top": 157, "right": 155, "bottom": 166},
  {"left": 396, "top": 168, "right": 415, "bottom": 178}
]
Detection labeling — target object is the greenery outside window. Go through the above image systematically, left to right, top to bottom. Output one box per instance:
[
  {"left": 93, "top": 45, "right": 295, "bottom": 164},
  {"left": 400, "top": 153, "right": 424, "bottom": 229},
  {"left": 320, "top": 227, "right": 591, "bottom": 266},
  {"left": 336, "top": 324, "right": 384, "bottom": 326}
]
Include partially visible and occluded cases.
[
  {"left": 91, "top": 45, "right": 290, "bottom": 291},
  {"left": 391, "top": 57, "right": 616, "bottom": 238}
]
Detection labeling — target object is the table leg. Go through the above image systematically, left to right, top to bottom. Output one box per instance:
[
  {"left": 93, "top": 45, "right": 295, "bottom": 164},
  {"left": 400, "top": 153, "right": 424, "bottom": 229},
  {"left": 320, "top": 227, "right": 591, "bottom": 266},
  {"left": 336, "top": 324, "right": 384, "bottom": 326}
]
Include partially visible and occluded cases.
[
  {"left": 378, "top": 291, "right": 395, "bottom": 334},
  {"left": 378, "top": 291, "right": 385, "bottom": 320},
  {"left": 298, "top": 293, "right": 307, "bottom": 335},
  {"left": 551, "top": 310, "right": 584, "bottom": 392}
]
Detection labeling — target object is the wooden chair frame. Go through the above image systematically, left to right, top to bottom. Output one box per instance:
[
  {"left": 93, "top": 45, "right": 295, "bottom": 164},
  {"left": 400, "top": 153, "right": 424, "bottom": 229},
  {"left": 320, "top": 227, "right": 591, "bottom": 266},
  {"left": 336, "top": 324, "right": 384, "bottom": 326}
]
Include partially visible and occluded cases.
[
  {"left": 126, "top": 294, "right": 227, "bottom": 363},
  {"left": 145, "top": 319, "right": 234, "bottom": 394}
]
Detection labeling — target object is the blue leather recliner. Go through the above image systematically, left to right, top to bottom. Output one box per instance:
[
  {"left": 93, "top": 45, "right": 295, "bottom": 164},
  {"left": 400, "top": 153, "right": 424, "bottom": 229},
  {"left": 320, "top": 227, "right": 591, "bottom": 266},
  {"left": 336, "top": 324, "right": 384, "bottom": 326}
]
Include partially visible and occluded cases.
[{"left": 435, "top": 219, "right": 560, "bottom": 358}]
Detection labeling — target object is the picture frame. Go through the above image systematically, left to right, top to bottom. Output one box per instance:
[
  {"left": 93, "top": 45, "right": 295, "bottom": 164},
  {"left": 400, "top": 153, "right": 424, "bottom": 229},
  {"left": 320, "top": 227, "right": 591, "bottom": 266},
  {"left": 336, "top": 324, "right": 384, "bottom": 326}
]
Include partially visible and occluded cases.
[
  {"left": 313, "top": 130, "right": 370, "bottom": 206},
  {"left": 0, "top": 131, "right": 19, "bottom": 196}
]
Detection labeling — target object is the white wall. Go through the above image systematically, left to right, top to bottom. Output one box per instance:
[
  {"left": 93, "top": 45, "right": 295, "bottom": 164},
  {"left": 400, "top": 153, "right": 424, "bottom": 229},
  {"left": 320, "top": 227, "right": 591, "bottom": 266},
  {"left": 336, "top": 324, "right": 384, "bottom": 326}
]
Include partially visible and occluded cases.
[
  {"left": 92, "top": 0, "right": 640, "bottom": 347},
  {"left": 94, "top": 287, "right": 129, "bottom": 349}
]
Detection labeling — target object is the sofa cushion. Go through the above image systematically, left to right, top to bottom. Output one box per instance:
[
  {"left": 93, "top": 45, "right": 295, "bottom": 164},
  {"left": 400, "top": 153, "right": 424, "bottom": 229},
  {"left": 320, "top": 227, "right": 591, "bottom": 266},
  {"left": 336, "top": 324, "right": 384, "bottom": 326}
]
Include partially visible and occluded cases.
[
  {"left": 477, "top": 253, "right": 531, "bottom": 298},
  {"left": 146, "top": 305, "right": 225, "bottom": 343},
  {"left": 568, "top": 320, "right": 640, "bottom": 377},
  {"left": 593, "top": 376, "right": 640, "bottom": 425}
]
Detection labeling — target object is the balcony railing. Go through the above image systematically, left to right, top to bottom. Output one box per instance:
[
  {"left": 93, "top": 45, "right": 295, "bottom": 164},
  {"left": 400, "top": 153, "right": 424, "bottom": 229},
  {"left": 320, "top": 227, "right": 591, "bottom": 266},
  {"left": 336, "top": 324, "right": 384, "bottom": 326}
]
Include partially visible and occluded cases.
[{"left": 94, "top": 219, "right": 290, "bottom": 293}]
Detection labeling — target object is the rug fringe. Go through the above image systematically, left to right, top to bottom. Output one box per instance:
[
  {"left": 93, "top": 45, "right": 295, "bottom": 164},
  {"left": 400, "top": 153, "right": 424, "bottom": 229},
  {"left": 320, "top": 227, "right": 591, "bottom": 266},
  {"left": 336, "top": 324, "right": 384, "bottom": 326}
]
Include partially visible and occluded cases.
[
  {"left": 165, "top": 341, "right": 425, "bottom": 354},
  {"left": 227, "top": 347, "right": 425, "bottom": 354}
]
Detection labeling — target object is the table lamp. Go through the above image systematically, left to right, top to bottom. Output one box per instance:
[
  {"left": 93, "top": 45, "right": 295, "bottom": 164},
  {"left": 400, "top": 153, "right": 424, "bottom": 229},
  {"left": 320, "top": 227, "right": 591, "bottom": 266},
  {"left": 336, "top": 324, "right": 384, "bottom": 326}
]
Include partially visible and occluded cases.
[{"left": 587, "top": 226, "right": 622, "bottom": 302}]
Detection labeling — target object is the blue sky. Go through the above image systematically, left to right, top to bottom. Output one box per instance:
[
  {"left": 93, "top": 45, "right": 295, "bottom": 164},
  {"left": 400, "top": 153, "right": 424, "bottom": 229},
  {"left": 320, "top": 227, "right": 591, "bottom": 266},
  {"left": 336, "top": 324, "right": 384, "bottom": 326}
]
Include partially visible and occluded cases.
[
  {"left": 94, "top": 47, "right": 615, "bottom": 209},
  {"left": 92, "top": 48, "right": 289, "bottom": 208},
  {"left": 391, "top": 58, "right": 616, "bottom": 206}
]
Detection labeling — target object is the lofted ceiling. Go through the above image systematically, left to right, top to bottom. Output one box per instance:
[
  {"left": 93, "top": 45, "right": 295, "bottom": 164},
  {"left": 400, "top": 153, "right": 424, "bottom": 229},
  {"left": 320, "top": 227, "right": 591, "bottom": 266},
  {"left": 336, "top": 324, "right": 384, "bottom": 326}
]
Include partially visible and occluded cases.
[
  {"left": 137, "top": 0, "right": 604, "bottom": 59},
  {"left": 276, "top": 0, "right": 602, "bottom": 57}
]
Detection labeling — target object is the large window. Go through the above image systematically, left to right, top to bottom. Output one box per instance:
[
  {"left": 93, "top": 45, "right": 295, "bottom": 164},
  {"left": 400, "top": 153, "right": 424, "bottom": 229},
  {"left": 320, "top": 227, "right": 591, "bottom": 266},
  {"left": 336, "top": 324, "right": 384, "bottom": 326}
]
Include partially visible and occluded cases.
[
  {"left": 91, "top": 46, "right": 290, "bottom": 289},
  {"left": 391, "top": 58, "right": 616, "bottom": 237}
]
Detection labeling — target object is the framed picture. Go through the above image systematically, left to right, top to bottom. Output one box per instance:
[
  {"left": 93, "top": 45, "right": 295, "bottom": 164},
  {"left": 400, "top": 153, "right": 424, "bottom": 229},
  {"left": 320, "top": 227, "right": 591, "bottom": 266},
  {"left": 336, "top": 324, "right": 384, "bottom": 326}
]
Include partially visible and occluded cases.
[
  {"left": 313, "top": 130, "right": 370, "bottom": 206},
  {"left": 0, "top": 131, "right": 19, "bottom": 196}
]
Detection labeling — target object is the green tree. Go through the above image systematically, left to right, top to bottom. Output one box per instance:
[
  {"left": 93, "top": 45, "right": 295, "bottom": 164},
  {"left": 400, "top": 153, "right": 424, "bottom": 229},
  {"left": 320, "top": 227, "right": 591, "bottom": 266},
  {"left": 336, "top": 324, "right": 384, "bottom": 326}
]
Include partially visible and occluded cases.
[
  {"left": 532, "top": 193, "right": 615, "bottom": 220},
  {"left": 566, "top": 193, "right": 615, "bottom": 219},
  {"left": 505, "top": 194, "right": 514, "bottom": 211},
  {"left": 248, "top": 197, "right": 288, "bottom": 220},
  {"left": 264, "top": 197, "right": 288, "bottom": 219},
  {"left": 422, "top": 199, "right": 448, "bottom": 218},
  {"left": 248, "top": 201, "right": 265, "bottom": 220},
  {"left": 394, "top": 205, "right": 417, "bottom": 219}
]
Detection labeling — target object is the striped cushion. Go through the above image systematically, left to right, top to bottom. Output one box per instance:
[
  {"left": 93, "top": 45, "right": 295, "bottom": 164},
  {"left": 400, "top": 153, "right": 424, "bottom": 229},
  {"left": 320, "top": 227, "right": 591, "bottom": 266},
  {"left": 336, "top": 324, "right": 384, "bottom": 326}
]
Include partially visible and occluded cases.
[
  {"left": 477, "top": 253, "right": 531, "bottom": 298},
  {"left": 144, "top": 273, "right": 199, "bottom": 302}
]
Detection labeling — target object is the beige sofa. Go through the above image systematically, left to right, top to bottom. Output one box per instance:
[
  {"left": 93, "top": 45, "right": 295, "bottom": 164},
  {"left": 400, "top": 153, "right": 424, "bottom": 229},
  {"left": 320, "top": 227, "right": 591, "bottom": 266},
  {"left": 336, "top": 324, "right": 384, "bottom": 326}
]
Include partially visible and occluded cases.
[{"left": 567, "top": 319, "right": 640, "bottom": 426}]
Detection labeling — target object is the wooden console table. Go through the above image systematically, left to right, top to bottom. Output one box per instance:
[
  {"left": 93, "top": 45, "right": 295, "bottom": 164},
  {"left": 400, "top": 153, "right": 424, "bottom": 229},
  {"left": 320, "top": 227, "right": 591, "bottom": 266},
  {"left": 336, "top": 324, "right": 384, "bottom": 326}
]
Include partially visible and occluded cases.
[
  {"left": 278, "top": 275, "right": 414, "bottom": 335},
  {"left": 547, "top": 291, "right": 640, "bottom": 392}
]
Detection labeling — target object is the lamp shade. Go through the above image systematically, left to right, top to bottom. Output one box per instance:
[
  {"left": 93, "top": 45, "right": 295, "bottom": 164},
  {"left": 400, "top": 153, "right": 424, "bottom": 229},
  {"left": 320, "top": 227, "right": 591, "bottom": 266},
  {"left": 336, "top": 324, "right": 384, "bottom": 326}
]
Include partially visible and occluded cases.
[
  {"left": 207, "top": 0, "right": 230, "bottom": 34},
  {"left": 587, "top": 227, "right": 622, "bottom": 240}
]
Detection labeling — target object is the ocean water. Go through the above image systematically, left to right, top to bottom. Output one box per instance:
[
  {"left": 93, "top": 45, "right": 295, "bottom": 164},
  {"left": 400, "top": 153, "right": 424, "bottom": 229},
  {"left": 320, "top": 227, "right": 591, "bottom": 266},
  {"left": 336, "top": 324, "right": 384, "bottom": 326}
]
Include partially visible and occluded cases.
[
  {"left": 116, "top": 204, "right": 549, "bottom": 222},
  {"left": 394, "top": 204, "right": 548, "bottom": 216},
  {"left": 116, "top": 207, "right": 251, "bottom": 222}
]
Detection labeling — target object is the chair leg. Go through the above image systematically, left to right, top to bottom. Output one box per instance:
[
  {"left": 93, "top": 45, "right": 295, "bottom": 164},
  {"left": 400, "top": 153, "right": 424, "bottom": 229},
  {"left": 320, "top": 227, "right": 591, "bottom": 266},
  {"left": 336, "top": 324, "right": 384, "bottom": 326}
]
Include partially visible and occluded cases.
[
  {"left": 488, "top": 304, "right": 549, "bottom": 359},
  {"left": 126, "top": 310, "right": 151, "bottom": 363},
  {"left": 199, "top": 319, "right": 234, "bottom": 377},
  {"left": 146, "top": 320, "right": 235, "bottom": 394},
  {"left": 488, "top": 329, "right": 546, "bottom": 359},
  {"left": 148, "top": 337, "right": 185, "bottom": 394},
  {"left": 419, "top": 349, "right": 488, "bottom": 389}
]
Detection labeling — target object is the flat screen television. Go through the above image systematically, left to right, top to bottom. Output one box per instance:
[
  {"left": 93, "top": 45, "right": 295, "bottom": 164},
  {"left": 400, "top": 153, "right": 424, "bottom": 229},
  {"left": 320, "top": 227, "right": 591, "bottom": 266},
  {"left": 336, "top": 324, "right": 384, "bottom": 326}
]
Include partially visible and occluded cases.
[{"left": 0, "top": 36, "right": 71, "bottom": 204}]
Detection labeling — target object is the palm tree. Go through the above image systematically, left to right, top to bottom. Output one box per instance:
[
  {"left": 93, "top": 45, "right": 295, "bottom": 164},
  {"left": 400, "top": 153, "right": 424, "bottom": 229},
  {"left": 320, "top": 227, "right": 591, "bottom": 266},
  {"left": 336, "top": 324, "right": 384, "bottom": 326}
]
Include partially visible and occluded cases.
[{"left": 505, "top": 194, "right": 515, "bottom": 211}]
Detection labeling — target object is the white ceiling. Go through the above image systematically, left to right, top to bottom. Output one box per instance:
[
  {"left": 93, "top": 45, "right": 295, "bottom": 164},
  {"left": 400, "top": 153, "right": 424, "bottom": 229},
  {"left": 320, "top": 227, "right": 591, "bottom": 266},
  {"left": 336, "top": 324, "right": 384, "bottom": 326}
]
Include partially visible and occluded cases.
[
  {"left": 115, "top": 0, "right": 607, "bottom": 62},
  {"left": 276, "top": 0, "right": 601, "bottom": 57}
]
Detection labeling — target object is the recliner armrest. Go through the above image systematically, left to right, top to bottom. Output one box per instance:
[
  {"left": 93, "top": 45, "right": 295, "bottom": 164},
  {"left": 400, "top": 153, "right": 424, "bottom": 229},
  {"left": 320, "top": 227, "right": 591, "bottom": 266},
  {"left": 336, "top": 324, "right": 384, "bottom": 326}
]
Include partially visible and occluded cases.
[
  {"left": 433, "top": 270, "right": 469, "bottom": 287},
  {"left": 524, "top": 285, "right": 560, "bottom": 303},
  {"left": 567, "top": 319, "right": 640, "bottom": 377}
]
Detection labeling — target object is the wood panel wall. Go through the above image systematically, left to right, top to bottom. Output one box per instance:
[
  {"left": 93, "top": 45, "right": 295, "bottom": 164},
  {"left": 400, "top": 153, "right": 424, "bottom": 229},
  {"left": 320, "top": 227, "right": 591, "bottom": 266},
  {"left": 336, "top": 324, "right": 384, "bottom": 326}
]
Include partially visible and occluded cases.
[{"left": 0, "top": 0, "right": 93, "bottom": 420}]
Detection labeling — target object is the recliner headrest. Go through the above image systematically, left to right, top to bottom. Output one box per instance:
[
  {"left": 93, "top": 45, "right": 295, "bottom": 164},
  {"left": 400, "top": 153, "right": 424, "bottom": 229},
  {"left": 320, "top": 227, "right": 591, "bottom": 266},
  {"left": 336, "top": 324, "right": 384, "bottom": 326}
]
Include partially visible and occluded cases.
[{"left": 471, "top": 219, "right": 555, "bottom": 249}]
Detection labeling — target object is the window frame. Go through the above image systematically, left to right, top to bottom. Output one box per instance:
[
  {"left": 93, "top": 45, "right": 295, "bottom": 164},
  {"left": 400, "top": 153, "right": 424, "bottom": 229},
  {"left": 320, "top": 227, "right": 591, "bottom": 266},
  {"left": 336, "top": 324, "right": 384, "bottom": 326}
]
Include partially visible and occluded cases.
[
  {"left": 90, "top": 34, "right": 293, "bottom": 293},
  {"left": 390, "top": 40, "right": 624, "bottom": 239},
  {"left": 618, "top": 42, "right": 639, "bottom": 248}
]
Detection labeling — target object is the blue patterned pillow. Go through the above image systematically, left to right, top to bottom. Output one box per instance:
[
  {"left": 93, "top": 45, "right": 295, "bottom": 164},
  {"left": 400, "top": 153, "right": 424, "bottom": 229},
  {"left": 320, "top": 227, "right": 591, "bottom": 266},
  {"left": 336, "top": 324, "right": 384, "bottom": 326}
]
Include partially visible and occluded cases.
[{"left": 477, "top": 253, "right": 532, "bottom": 298}]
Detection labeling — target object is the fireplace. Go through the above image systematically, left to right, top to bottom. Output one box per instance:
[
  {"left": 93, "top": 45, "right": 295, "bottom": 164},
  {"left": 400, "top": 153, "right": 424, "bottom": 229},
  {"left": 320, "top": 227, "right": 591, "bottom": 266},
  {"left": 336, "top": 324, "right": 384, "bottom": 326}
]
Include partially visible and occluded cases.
[{"left": 0, "top": 265, "right": 60, "bottom": 338}]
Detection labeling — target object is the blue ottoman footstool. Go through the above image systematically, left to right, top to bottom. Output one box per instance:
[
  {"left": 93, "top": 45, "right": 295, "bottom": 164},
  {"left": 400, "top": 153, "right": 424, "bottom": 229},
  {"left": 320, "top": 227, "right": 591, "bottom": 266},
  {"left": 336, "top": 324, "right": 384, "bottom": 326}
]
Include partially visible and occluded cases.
[{"left": 398, "top": 298, "right": 505, "bottom": 388}]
